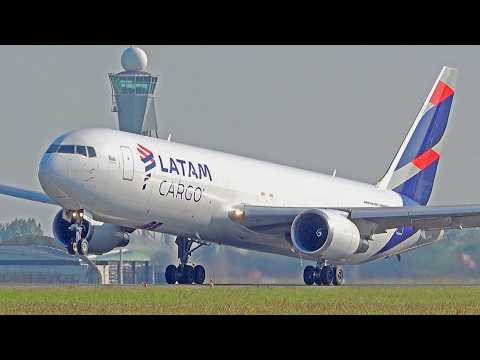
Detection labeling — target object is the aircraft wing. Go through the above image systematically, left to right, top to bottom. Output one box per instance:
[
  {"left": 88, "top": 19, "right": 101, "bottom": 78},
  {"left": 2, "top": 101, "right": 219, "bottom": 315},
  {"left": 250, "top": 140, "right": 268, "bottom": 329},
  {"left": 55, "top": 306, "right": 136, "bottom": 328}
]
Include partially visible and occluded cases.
[
  {"left": 0, "top": 184, "right": 56, "bottom": 205},
  {"left": 231, "top": 204, "right": 480, "bottom": 237}
]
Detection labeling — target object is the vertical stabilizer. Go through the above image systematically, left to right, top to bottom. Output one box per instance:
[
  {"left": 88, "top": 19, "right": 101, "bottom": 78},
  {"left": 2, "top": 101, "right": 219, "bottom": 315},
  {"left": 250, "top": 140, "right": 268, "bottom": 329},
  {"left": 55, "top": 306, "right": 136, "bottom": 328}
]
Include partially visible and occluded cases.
[{"left": 377, "top": 66, "right": 458, "bottom": 205}]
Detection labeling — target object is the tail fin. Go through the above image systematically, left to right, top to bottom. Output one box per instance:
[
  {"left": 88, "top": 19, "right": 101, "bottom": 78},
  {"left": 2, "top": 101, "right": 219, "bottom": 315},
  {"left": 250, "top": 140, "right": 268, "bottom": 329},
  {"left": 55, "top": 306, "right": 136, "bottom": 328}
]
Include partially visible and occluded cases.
[{"left": 377, "top": 66, "right": 458, "bottom": 205}]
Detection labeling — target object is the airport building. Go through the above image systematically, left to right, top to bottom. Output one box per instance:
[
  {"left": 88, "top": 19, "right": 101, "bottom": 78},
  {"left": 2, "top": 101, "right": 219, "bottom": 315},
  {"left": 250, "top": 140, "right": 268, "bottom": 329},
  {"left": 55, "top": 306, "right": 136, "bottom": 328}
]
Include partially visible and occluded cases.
[
  {"left": 0, "top": 244, "right": 158, "bottom": 285},
  {"left": 0, "top": 245, "right": 98, "bottom": 284},
  {"left": 89, "top": 249, "right": 155, "bottom": 285}
]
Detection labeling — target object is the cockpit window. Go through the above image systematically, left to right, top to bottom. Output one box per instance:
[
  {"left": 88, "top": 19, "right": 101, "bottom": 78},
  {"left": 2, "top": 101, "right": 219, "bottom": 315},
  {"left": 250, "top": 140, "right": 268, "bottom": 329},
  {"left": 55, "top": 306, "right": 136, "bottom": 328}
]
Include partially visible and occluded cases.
[
  {"left": 46, "top": 144, "right": 60, "bottom": 153},
  {"left": 47, "top": 144, "right": 96, "bottom": 157},
  {"left": 58, "top": 145, "right": 75, "bottom": 154},
  {"left": 76, "top": 145, "right": 87, "bottom": 157},
  {"left": 87, "top": 146, "right": 96, "bottom": 158}
]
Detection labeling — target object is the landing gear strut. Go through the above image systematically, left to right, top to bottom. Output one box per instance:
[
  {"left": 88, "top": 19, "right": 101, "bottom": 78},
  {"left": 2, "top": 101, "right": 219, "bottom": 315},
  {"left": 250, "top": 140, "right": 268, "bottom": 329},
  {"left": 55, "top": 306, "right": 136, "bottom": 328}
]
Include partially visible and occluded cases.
[
  {"left": 67, "top": 220, "right": 89, "bottom": 256},
  {"left": 165, "top": 236, "right": 207, "bottom": 285},
  {"left": 303, "top": 262, "right": 345, "bottom": 286}
]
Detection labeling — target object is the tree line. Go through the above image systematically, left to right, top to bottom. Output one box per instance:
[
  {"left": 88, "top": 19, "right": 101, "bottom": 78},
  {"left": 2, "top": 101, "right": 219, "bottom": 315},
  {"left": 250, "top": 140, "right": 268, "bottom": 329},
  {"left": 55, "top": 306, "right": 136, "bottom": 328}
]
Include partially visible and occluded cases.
[{"left": 0, "top": 218, "right": 43, "bottom": 243}]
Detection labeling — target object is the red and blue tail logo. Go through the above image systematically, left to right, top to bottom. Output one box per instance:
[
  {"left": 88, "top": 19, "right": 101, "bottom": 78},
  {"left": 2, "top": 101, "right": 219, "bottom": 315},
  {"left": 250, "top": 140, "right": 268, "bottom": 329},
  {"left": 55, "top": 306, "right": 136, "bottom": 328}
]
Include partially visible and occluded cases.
[
  {"left": 374, "top": 67, "right": 458, "bottom": 256},
  {"left": 377, "top": 67, "right": 458, "bottom": 206},
  {"left": 137, "top": 144, "right": 156, "bottom": 191}
]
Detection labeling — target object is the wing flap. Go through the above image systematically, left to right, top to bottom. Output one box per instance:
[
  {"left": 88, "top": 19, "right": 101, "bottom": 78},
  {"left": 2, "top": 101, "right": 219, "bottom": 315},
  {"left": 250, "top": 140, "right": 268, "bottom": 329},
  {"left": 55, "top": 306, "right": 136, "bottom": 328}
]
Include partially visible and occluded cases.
[
  {"left": 233, "top": 204, "right": 480, "bottom": 238},
  {"left": 349, "top": 205, "right": 480, "bottom": 233}
]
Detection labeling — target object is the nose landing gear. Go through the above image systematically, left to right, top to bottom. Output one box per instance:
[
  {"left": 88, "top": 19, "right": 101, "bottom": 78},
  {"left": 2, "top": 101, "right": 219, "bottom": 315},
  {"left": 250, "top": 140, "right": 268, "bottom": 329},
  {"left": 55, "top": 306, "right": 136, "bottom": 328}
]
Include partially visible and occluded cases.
[
  {"left": 67, "top": 220, "right": 89, "bottom": 256},
  {"left": 165, "top": 236, "right": 207, "bottom": 285},
  {"left": 303, "top": 262, "right": 345, "bottom": 286}
]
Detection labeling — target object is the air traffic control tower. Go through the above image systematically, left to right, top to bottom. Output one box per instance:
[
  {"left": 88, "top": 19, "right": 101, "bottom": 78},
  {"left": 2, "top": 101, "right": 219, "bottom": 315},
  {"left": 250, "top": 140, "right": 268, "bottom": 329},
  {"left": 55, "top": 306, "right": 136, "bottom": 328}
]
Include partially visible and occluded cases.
[{"left": 109, "top": 47, "right": 159, "bottom": 137}]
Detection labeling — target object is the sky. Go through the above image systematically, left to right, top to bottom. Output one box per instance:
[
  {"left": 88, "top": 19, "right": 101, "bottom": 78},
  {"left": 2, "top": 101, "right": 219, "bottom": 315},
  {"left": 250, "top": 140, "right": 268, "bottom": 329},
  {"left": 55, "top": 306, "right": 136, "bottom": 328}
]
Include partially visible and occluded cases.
[{"left": 1, "top": 45, "right": 480, "bottom": 236}]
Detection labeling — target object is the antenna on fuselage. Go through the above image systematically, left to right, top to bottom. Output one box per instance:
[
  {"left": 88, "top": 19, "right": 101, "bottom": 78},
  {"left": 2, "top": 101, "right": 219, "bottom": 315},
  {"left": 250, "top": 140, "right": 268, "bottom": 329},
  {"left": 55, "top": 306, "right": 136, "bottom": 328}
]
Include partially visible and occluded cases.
[
  {"left": 167, "top": 133, "right": 172, "bottom": 142},
  {"left": 332, "top": 169, "right": 337, "bottom": 177}
]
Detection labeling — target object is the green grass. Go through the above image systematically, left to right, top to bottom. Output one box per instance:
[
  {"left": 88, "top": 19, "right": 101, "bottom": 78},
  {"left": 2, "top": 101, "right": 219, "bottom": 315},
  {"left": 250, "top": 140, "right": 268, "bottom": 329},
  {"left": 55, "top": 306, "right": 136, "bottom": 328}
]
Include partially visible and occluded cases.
[{"left": 0, "top": 286, "right": 479, "bottom": 314}]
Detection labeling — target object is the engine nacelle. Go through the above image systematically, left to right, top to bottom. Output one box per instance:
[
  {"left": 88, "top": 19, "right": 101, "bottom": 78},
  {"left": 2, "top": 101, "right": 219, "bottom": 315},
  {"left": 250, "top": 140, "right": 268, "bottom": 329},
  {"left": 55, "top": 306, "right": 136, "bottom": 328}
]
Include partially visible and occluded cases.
[
  {"left": 290, "top": 209, "right": 365, "bottom": 260},
  {"left": 52, "top": 210, "right": 129, "bottom": 255}
]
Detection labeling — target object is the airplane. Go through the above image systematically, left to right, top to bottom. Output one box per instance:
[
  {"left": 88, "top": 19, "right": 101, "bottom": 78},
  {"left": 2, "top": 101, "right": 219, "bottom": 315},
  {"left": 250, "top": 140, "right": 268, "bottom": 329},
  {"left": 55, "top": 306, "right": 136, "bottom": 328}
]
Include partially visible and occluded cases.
[{"left": 0, "top": 65, "right": 477, "bottom": 286}]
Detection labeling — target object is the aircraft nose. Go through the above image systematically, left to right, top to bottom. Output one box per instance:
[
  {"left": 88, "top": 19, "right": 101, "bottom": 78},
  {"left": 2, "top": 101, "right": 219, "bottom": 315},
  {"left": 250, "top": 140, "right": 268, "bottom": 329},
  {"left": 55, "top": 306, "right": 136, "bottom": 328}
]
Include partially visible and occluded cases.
[
  {"left": 38, "top": 153, "right": 70, "bottom": 200},
  {"left": 38, "top": 153, "right": 51, "bottom": 185},
  {"left": 39, "top": 153, "right": 68, "bottom": 182}
]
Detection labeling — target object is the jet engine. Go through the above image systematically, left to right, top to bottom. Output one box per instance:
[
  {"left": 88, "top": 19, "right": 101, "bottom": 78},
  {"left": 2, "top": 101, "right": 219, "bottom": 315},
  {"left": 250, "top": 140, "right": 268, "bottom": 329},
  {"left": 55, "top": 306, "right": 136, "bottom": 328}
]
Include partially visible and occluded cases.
[
  {"left": 290, "top": 209, "right": 367, "bottom": 260},
  {"left": 52, "top": 210, "right": 129, "bottom": 255}
]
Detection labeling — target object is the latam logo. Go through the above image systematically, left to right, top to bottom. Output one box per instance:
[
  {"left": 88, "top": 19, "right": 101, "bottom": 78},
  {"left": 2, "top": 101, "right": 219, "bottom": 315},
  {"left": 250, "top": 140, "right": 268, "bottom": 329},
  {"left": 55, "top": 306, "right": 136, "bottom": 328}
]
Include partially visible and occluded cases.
[
  {"left": 136, "top": 143, "right": 214, "bottom": 191},
  {"left": 137, "top": 144, "right": 156, "bottom": 190},
  {"left": 158, "top": 156, "right": 213, "bottom": 182}
]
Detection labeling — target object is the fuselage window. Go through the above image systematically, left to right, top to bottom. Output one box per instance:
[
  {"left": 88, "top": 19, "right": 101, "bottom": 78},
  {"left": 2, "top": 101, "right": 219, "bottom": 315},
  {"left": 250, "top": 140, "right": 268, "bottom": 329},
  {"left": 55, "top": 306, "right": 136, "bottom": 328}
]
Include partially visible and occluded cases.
[
  {"left": 46, "top": 144, "right": 60, "bottom": 153},
  {"left": 58, "top": 145, "right": 75, "bottom": 154},
  {"left": 76, "top": 145, "right": 87, "bottom": 157},
  {"left": 87, "top": 146, "right": 97, "bottom": 158}
]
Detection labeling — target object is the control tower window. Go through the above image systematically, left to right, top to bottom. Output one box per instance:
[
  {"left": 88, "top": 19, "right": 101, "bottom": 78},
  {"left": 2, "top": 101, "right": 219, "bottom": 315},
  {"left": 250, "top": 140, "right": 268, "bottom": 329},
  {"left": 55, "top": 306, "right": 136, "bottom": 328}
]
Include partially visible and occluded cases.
[
  {"left": 111, "top": 75, "right": 156, "bottom": 95},
  {"left": 136, "top": 76, "right": 149, "bottom": 94},
  {"left": 46, "top": 144, "right": 60, "bottom": 153},
  {"left": 58, "top": 145, "right": 75, "bottom": 154},
  {"left": 76, "top": 145, "right": 87, "bottom": 157},
  {"left": 87, "top": 146, "right": 97, "bottom": 158}
]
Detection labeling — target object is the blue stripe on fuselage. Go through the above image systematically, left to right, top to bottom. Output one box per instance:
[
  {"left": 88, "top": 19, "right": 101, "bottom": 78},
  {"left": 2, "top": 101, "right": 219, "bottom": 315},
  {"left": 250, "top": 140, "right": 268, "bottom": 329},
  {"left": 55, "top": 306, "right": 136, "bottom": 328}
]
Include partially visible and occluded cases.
[
  {"left": 374, "top": 195, "right": 420, "bottom": 255},
  {"left": 375, "top": 226, "right": 417, "bottom": 255}
]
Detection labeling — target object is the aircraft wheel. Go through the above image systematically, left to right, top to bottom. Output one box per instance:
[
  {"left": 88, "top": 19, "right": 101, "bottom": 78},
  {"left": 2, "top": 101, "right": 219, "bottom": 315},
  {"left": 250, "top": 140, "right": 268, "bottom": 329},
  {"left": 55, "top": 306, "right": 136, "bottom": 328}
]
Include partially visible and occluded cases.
[
  {"left": 77, "top": 239, "right": 89, "bottom": 256},
  {"left": 67, "top": 241, "right": 77, "bottom": 255},
  {"left": 165, "top": 265, "right": 177, "bottom": 284},
  {"left": 183, "top": 265, "right": 194, "bottom": 284},
  {"left": 194, "top": 265, "right": 206, "bottom": 284},
  {"left": 303, "top": 265, "right": 316, "bottom": 286},
  {"left": 320, "top": 265, "right": 334, "bottom": 286},
  {"left": 333, "top": 266, "right": 345, "bottom": 286},
  {"left": 176, "top": 268, "right": 185, "bottom": 284},
  {"left": 314, "top": 268, "right": 323, "bottom": 286}
]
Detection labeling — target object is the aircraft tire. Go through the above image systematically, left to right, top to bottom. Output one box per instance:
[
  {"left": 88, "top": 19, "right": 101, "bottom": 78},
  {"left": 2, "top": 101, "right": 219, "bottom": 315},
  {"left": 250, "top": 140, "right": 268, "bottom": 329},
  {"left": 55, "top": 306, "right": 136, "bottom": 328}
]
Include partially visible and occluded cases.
[
  {"left": 77, "top": 239, "right": 89, "bottom": 256},
  {"left": 67, "top": 241, "right": 77, "bottom": 255},
  {"left": 165, "top": 265, "right": 177, "bottom": 284},
  {"left": 183, "top": 265, "right": 194, "bottom": 284},
  {"left": 194, "top": 265, "right": 206, "bottom": 284},
  {"left": 303, "top": 265, "right": 316, "bottom": 286},
  {"left": 320, "top": 266, "right": 334, "bottom": 286},
  {"left": 332, "top": 266, "right": 345, "bottom": 286},
  {"left": 314, "top": 269, "right": 323, "bottom": 286}
]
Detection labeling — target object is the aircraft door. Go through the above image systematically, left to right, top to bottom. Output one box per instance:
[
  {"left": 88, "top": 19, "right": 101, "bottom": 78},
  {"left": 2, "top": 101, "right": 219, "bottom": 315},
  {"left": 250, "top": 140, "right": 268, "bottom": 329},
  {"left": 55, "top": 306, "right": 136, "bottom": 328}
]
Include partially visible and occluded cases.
[{"left": 120, "top": 146, "right": 134, "bottom": 181}]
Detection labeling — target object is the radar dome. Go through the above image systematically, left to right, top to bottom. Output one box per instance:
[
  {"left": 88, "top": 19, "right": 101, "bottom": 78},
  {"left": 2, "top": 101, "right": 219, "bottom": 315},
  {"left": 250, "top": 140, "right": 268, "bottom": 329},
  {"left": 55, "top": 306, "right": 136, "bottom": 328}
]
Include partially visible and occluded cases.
[{"left": 121, "top": 46, "right": 148, "bottom": 72}]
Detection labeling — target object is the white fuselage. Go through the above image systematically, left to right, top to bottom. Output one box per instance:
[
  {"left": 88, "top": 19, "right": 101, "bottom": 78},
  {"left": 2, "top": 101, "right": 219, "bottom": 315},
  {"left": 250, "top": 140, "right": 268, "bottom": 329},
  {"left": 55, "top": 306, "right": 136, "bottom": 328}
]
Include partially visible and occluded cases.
[{"left": 38, "top": 128, "right": 442, "bottom": 265}]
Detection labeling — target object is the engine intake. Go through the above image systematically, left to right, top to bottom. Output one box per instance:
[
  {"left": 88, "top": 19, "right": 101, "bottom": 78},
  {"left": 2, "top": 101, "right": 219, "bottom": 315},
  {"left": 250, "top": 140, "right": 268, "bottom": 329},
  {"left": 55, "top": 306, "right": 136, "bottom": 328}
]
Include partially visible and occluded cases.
[
  {"left": 291, "top": 209, "right": 364, "bottom": 260},
  {"left": 52, "top": 210, "right": 129, "bottom": 255}
]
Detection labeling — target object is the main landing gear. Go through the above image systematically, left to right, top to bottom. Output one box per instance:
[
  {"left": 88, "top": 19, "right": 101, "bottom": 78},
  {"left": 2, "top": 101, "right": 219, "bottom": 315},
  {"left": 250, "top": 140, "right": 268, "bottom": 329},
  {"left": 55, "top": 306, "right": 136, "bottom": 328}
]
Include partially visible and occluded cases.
[
  {"left": 67, "top": 220, "right": 89, "bottom": 256},
  {"left": 165, "top": 236, "right": 207, "bottom": 285},
  {"left": 303, "top": 262, "right": 345, "bottom": 286}
]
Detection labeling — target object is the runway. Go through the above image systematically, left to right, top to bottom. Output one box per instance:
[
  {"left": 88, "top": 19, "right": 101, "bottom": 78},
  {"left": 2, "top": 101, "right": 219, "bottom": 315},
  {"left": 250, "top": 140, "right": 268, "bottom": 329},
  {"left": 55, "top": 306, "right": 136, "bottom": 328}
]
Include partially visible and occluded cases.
[
  {"left": 3, "top": 282, "right": 480, "bottom": 288},
  {"left": 181, "top": 283, "right": 480, "bottom": 288}
]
